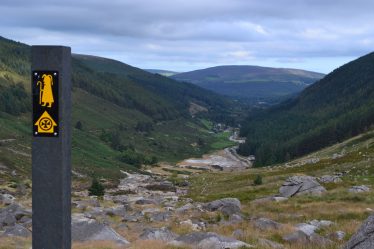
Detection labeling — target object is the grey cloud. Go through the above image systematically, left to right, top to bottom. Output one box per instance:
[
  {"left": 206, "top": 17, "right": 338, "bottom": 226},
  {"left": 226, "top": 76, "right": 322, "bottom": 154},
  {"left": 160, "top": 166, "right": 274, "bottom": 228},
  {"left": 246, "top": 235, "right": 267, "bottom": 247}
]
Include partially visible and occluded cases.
[{"left": 0, "top": 0, "right": 374, "bottom": 73}]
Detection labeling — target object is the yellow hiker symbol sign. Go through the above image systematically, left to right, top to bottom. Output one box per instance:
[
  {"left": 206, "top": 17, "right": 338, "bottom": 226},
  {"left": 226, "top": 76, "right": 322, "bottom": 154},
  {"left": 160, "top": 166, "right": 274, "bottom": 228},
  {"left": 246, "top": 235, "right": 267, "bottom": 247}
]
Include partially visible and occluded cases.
[
  {"left": 37, "top": 74, "right": 54, "bottom": 108},
  {"left": 34, "top": 111, "right": 57, "bottom": 134}
]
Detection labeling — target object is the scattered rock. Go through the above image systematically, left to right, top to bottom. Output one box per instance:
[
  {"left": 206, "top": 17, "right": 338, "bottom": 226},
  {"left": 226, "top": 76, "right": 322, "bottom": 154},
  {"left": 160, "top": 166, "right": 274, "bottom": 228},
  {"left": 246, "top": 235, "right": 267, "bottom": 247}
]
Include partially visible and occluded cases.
[
  {"left": 118, "top": 172, "right": 152, "bottom": 193},
  {"left": 318, "top": 175, "right": 342, "bottom": 183},
  {"left": 279, "top": 176, "right": 326, "bottom": 197},
  {"left": 145, "top": 181, "right": 176, "bottom": 192},
  {"left": 348, "top": 185, "right": 370, "bottom": 193},
  {"left": 0, "top": 194, "right": 15, "bottom": 205},
  {"left": 250, "top": 196, "right": 288, "bottom": 204},
  {"left": 272, "top": 196, "right": 288, "bottom": 202},
  {"left": 135, "top": 198, "right": 158, "bottom": 205},
  {"left": 204, "top": 198, "right": 241, "bottom": 216},
  {"left": 204, "top": 198, "right": 241, "bottom": 212},
  {"left": 0, "top": 203, "right": 30, "bottom": 228},
  {"left": 176, "top": 203, "right": 194, "bottom": 213},
  {"left": 220, "top": 204, "right": 241, "bottom": 217},
  {"left": 104, "top": 205, "right": 127, "bottom": 217},
  {"left": 148, "top": 211, "right": 171, "bottom": 222},
  {"left": 0, "top": 213, "right": 16, "bottom": 227},
  {"left": 122, "top": 213, "right": 142, "bottom": 223},
  {"left": 72, "top": 214, "right": 130, "bottom": 245},
  {"left": 227, "top": 214, "right": 243, "bottom": 224},
  {"left": 343, "top": 214, "right": 374, "bottom": 249},
  {"left": 18, "top": 216, "right": 32, "bottom": 228},
  {"left": 252, "top": 218, "right": 282, "bottom": 231},
  {"left": 180, "top": 219, "right": 206, "bottom": 231},
  {"left": 309, "top": 219, "right": 334, "bottom": 229},
  {"left": 295, "top": 223, "right": 318, "bottom": 236},
  {"left": 1, "top": 224, "right": 31, "bottom": 237},
  {"left": 140, "top": 227, "right": 177, "bottom": 242},
  {"left": 232, "top": 229, "right": 244, "bottom": 239},
  {"left": 283, "top": 230, "right": 331, "bottom": 246},
  {"left": 283, "top": 230, "right": 309, "bottom": 244},
  {"left": 328, "top": 231, "right": 346, "bottom": 241},
  {"left": 169, "top": 232, "right": 252, "bottom": 248},
  {"left": 258, "top": 238, "right": 284, "bottom": 249}
]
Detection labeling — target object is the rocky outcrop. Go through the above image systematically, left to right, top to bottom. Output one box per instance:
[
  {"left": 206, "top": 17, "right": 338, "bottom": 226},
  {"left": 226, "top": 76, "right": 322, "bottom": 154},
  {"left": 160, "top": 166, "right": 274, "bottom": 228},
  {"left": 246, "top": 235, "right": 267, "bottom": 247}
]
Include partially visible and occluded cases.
[
  {"left": 279, "top": 176, "right": 326, "bottom": 197},
  {"left": 72, "top": 214, "right": 129, "bottom": 245},
  {"left": 344, "top": 214, "right": 374, "bottom": 249},
  {"left": 169, "top": 232, "right": 252, "bottom": 249}
]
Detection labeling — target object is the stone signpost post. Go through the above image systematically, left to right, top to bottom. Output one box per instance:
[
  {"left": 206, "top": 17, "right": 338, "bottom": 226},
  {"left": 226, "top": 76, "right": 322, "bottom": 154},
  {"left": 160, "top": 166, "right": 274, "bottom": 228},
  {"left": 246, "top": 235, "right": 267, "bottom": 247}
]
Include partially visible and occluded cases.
[{"left": 32, "top": 46, "right": 72, "bottom": 249}]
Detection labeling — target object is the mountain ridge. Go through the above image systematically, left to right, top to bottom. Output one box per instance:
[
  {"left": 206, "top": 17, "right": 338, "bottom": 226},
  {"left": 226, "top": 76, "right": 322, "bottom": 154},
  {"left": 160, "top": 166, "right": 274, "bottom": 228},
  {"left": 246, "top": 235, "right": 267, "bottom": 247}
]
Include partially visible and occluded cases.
[{"left": 172, "top": 65, "right": 324, "bottom": 102}]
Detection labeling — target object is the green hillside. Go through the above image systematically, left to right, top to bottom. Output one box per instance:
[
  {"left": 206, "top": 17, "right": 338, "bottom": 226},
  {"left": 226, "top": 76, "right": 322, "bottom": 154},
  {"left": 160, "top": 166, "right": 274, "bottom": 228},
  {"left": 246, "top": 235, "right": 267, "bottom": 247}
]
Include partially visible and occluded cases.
[
  {"left": 0, "top": 36, "right": 234, "bottom": 180},
  {"left": 239, "top": 52, "right": 374, "bottom": 166},
  {"left": 172, "top": 65, "right": 324, "bottom": 102}
]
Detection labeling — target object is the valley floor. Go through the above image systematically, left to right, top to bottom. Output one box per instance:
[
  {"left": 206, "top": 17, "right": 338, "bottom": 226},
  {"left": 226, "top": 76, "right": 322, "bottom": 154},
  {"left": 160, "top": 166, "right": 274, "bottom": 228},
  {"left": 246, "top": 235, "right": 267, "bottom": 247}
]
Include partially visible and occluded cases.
[{"left": 0, "top": 130, "right": 374, "bottom": 248}]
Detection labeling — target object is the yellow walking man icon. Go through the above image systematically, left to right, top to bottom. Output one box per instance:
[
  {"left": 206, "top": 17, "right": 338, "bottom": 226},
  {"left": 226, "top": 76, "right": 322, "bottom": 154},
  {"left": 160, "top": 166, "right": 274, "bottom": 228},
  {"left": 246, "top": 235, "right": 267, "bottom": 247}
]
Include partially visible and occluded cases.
[{"left": 37, "top": 74, "right": 54, "bottom": 108}]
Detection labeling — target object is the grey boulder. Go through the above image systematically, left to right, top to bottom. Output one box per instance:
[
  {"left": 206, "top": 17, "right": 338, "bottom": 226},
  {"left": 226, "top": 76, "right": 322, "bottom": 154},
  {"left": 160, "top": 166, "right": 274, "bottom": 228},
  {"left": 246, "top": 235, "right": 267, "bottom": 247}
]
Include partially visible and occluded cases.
[
  {"left": 318, "top": 175, "right": 342, "bottom": 183},
  {"left": 279, "top": 176, "right": 326, "bottom": 197},
  {"left": 348, "top": 185, "right": 370, "bottom": 193},
  {"left": 0, "top": 194, "right": 16, "bottom": 205},
  {"left": 204, "top": 198, "right": 242, "bottom": 217},
  {"left": 204, "top": 198, "right": 241, "bottom": 211},
  {"left": 176, "top": 203, "right": 194, "bottom": 213},
  {"left": 0, "top": 213, "right": 16, "bottom": 227},
  {"left": 72, "top": 214, "right": 129, "bottom": 245},
  {"left": 344, "top": 214, "right": 374, "bottom": 249},
  {"left": 252, "top": 218, "right": 283, "bottom": 231},
  {"left": 1, "top": 224, "right": 31, "bottom": 237},
  {"left": 140, "top": 227, "right": 177, "bottom": 242},
  {"left": 283, "top": 230, "right": 331, "bottom": 246},
  {"left": 329, "top": 231, "right": 346, "bottom": 241},
  {"left": 169, "top": 232, "right": 252, "bottom": 249},
  {"left": 258, "top": 238, "right": 284, "bottom": 249}
]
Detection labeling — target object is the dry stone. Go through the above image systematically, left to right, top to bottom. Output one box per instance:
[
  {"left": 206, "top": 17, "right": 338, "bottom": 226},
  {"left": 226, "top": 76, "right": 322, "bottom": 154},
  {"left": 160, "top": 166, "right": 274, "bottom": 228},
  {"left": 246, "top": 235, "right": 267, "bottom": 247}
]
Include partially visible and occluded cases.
[
  {"left": 279, "top": 176, "right": 326, "bottom": 197},
  {"left": 344, "top": 214, "right": 374, "bottom": 249}
]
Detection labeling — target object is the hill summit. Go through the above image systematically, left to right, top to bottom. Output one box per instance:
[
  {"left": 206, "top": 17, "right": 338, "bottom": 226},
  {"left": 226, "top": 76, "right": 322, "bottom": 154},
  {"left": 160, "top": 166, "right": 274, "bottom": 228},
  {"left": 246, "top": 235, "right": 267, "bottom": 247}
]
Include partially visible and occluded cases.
[{"left": 172, "top": 65, "right": 324, "bottom": 102}]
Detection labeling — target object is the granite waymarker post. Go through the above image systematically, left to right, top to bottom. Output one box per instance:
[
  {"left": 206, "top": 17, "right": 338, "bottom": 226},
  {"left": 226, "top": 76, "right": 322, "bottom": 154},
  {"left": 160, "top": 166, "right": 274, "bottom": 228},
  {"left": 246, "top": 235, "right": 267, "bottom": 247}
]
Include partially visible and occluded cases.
[{"left": 32, "top": 46, "right": 72, "bottom": 249}]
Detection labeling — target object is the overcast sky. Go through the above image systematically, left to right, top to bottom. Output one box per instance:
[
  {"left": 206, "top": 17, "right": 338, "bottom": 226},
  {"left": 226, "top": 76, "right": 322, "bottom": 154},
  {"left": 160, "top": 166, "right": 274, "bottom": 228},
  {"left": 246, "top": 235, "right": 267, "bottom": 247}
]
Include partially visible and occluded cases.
[{"left": 1, "top": 0, "right": 374, "bottom": 73}]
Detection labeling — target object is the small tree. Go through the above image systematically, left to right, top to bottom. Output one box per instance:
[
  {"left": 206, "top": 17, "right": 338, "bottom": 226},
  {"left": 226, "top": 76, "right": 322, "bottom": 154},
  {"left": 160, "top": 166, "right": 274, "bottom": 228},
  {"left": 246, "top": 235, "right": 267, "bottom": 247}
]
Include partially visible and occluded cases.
[
  {"left": 253, "top": 175, "right": 263, "bottom": 186},
  {"left": 88, "top": 178, "right": 105, "bottom": 197}
]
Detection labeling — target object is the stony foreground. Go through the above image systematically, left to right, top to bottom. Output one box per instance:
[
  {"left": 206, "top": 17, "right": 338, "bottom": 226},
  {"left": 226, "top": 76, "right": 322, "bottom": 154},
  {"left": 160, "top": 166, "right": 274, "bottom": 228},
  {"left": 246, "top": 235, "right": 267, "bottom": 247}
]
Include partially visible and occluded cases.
[{"left": 1, "top": 170, "right": 373, "bottom": 248}]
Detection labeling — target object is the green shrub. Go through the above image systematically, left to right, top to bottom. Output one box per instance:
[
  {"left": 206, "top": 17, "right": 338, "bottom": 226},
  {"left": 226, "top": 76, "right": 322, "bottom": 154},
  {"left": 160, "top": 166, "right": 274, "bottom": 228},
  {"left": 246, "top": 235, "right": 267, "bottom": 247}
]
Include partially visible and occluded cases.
[
  {"left": 253, "top": 175, "right": 263, "bottom": 185},
  {"left": 88, "top": 178, "right": 105, "bottom": 197}
]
